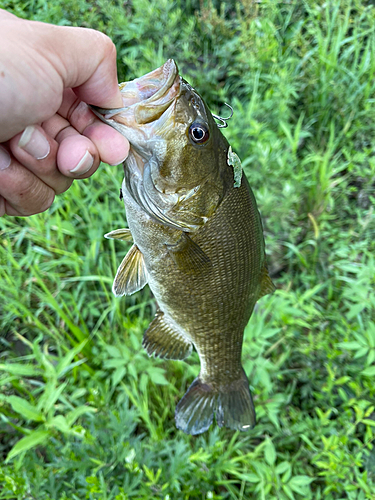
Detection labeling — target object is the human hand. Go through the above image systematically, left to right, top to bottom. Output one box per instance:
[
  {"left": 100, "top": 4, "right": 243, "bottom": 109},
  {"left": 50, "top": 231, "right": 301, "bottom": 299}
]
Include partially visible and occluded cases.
[{"left": 0, "top": 9, "right": 129, "bottom": 217}]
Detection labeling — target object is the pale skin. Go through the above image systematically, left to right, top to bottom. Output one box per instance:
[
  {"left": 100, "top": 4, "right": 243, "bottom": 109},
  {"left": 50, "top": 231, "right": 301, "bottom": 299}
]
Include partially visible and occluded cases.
[{"left": 0, "top": 9, "right": 130, "bottom": 217}]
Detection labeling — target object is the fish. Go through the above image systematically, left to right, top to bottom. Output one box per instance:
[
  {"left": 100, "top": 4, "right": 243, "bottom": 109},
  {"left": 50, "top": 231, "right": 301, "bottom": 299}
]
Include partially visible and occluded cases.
[{"left": 92, "top": 59, "right": 275, "bottom": 435}]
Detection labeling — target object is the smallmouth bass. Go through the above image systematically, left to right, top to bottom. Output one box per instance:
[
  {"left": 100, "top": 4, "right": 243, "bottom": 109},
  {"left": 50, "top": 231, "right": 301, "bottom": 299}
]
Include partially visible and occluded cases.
[{"left": 92, "top": 60, "right": 275, "bottom": 435}]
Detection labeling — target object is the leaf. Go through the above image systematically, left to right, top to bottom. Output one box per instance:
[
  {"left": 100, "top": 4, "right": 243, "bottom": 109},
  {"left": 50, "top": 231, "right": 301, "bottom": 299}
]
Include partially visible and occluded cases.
[
  {"left": 299, "top": 283, "right": 325, "bottom": 303},
  {"left": 347, "top": 303, "right": 365, "bottom": 319},
  {"left": 367, "top": 324, "right": 375, "bottom": 348},
  {"left": 56, "top": 340, "right": 88, "bottom": 378},
  {"left": 337, "top": 341, "right": 362, "bottom": 350},
  {"left": 105, "top": 345, "right": 121, "bottom": 358},
  {"left": 354, "top": 347, "right": 370, "bottom": 359},
  {"left": 367, "top": 349, "right": 375, "bottom": 366},
  {"left": 104, "top": 358, "right": 126, "bottom": 369},
  {"left": 0, "top": 363, "right": 39, "bottom": 376},
  {"left": 128, "top": 363, "right": 137, "bottom": 379},
  {"left": 112, "top": 366, "right": 127, "bottom": 387},
  {"left": 362, "top": 366, "right": 375, "bottom": 377},
  {"left": 147, "top": 367, "right": 169, "bottom": 385},
  {"left": 37, "top": 381, "right": 68, "bottom": 414},
  {"left": 6, "top": 396, "right": 44, "bottom": 422},
  {"left": 66, "top": 406, "right": 97, "bottom": 427},
  {"left": 46, "top": 415, "right": 73, "bottom": 434},
  {"left": 46, "top": 415, "right": 70, "bottom": 433},
  {"left": 5, "top": 430, "right": 50, "bottom": 463},
  {"left": 264, "top": 438, "right": 276, "bottom": 466},
  {"left": 276, "top": 461, "right": 291, "bottom": 475},
  {"left": 282, "top": 466, "right": 292, "bottom": 483},
  {"left": 241, "top": 473, "right": 260, "bottom": 483},
  {"left": 289, "top": 475, "right": 314, "bottom": 494},
  {"left": 289, "top": 475, "right": 314, "bottom": 486},
  {"left": 282, "top": 483, "right": 295, "bottom": 500}
]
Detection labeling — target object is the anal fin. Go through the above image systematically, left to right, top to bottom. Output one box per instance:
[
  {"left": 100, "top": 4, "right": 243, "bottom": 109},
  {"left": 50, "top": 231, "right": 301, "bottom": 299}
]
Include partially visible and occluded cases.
[
  {"left": 113, "top": 244, "right": 147, "bottom": 296},
  {"left": 143, "top": 310, "right": 192, "bottom": 360}
]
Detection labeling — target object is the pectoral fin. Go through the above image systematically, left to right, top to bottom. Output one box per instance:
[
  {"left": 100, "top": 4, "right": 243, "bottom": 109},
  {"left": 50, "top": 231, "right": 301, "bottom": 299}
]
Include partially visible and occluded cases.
[
  {"left": 105, "top": 228, "right": 133, "bottom": 242},
  {"left": 166, "top": 233, "right": 212, "bottom": 275},
  {"left": 113, "top": 244, "right": 147, "bottom": 296},
  {"left": 258, "top": 263, "right": 276, "bottom": 299},
  {"left": 143, "top": 310, "right": 192, "bottom": 360}
]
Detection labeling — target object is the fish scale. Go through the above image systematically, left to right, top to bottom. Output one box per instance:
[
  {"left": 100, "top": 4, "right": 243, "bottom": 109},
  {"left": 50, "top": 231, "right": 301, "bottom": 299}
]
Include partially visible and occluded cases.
[{"left": 190, "top": 179, "right": 261, "bottom": 384}]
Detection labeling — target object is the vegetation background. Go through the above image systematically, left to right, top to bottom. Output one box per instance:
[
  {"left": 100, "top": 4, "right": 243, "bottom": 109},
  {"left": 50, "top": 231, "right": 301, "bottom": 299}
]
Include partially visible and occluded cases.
[{"left": 0, "top": 0, "right": 374, "bottom": 498}]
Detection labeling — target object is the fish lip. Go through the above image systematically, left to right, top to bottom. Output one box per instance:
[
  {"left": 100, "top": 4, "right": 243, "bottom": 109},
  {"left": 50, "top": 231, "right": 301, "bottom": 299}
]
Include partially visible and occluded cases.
[
  {"left": 90, "top": 59, "right": 180, "bottom": 122},
  {"left": 130, "top": 59, "right": 181, "bottom": 125},
  {"left": 136, "top": 59, "right": 179, "bottom": 104}
]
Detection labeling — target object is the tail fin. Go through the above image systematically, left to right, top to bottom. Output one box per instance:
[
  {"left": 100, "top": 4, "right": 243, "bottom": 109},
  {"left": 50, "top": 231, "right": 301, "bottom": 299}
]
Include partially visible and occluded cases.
[{"left": 175, "top": 369, "right": 256, "bottom": 435}]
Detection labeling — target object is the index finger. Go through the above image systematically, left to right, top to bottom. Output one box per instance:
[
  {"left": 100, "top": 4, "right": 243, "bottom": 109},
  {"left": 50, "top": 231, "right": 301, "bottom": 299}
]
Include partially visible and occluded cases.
[{"left": 53, "top": 89, "right": 129, "bottom": 167}]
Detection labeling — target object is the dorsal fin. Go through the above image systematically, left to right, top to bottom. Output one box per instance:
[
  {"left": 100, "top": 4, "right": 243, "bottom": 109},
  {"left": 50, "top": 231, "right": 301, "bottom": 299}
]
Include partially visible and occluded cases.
[
  {"left": 105, "top": 228, "right": 133, "bottom": 242},
  {"left": 113, "top": 244, "right": 147, "bottom": 296},
  {"left": 258, "top": 263, "right": 275, "bottom": 299}
]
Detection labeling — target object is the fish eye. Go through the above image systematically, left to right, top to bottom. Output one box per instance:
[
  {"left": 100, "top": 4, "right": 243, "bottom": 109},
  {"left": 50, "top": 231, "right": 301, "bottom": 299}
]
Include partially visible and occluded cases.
[{"left": 189, "top": 122, "right": 210, "bottom": 144}]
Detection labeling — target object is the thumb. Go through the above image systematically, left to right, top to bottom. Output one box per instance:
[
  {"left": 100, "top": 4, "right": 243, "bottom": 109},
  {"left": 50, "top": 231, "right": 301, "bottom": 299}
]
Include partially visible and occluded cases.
[
  {"left": 0, "top": 11, "right": 123, "bottom": 141},
  {"left": 45, "top": 25, "right": 123, "bottom": 108}
]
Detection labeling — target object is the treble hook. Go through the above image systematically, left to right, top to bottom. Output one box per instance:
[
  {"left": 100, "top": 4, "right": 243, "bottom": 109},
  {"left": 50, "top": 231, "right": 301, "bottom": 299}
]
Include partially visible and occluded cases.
[{"left": 212, "top": 103, "right": 234, "bottom": 128}]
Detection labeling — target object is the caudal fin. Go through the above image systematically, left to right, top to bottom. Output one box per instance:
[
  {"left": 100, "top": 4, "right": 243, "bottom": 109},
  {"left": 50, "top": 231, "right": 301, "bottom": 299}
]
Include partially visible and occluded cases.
[{"left": 175, "top": 369, "right": 256, "bottom": 435}]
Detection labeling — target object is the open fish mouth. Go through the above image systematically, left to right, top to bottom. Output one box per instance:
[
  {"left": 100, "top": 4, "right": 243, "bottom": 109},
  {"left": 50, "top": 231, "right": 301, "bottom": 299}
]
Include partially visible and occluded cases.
[
  {"left": 91, "top": 59, "right": 180, "bottom": 126},
  {"left": 91, "top": 60, "right": 187, "bottom": 229}
]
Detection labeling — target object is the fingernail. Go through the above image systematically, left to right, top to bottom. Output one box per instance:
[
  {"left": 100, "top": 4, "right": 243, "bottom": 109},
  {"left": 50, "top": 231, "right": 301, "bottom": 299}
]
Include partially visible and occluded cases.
[
  {"left": 18, "top": 125, "right": 50, "bottom": 160},
  {"left": 0, "top": 146, "right": 11, "bottom": 170},
  {"left": 69, "top": 150, "right": 94, "bottom": 175},
  {"left": 108, "top": 155, "right": 128, "bottom": 166}
]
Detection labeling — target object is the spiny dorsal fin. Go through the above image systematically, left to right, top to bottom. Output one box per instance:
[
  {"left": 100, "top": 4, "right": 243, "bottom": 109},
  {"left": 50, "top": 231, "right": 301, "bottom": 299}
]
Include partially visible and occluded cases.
[
  {"left": 105, "top": 228, "right": 133, "bottom": 242},
  {"left": 166, "top": 232, "right": 212, "bottom": 275},
  {"left": 113, "top": 244, "right": 147, "bottom": 296},
  {"left": 258, "top": 263, "right": 276, "bottom": 299},
  {"left": 143, "top": 310, "right": 192, "bottom": 360}
]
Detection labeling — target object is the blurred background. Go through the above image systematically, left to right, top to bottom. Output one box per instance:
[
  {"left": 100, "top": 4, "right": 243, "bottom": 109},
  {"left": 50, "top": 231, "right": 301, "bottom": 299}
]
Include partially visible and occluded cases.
[{"left": 0, "top": 1, "right": 374, "bottom": 498}]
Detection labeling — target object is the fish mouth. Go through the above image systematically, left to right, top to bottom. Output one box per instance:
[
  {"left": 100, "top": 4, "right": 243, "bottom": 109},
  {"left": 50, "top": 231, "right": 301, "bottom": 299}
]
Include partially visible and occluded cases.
[
  {"left": 92, "top": 59, "right": 180, "bottom": 126},
  {"left": 121, "top": 59, "right": 180, "bottom": 109},
  {"left": 90, "top": 60, "right": 182, "bottom": 214}
]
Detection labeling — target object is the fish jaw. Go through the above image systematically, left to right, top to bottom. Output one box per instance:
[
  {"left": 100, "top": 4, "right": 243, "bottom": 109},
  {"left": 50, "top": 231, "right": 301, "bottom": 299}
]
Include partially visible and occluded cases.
[{"left": 90, "top": 59, "right": 181, "bottom": 158}]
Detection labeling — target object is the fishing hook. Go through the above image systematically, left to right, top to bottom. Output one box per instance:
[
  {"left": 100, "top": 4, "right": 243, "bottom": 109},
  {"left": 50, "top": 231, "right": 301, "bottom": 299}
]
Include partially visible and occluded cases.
[{"left": 212, "top": 103, "right": 234, "bottom": 128}]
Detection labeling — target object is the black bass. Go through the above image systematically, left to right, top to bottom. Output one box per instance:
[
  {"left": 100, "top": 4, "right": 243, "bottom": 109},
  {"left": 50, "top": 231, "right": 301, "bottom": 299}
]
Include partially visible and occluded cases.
[{"left": 92, "top": 60, "right": 274, "bottom": 435}]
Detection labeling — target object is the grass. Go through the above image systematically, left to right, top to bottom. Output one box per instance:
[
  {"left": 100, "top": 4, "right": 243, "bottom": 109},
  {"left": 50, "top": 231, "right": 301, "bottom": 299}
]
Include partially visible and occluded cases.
[{"left": 0, "top": 0, "right": 375, "bottom": 498}]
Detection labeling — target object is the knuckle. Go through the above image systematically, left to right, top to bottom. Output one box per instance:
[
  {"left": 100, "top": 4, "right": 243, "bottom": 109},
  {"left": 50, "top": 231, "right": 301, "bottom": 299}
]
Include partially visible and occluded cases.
[
  {"left": 97, "top": 31, "right": 116, "bottom": 54},
  {"left": 66, "top": 99, "right": 94, "bottom": 134},
  {"left": 14, "top": 176, "right": 55, "bottom": 215},
  {"left": 38, "top": 191, "right": 55, "bottom": 214}
]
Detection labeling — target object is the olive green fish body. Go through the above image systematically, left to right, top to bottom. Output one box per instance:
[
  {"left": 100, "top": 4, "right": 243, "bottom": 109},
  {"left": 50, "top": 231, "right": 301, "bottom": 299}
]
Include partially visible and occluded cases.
[{"left": 95, "top": 60, "right": 274, "bottom": 434}]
